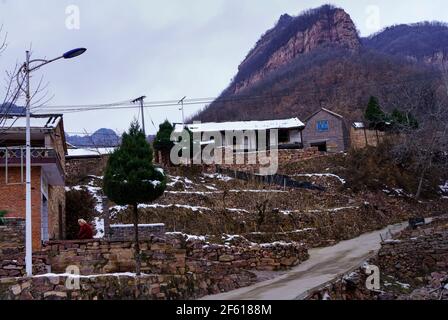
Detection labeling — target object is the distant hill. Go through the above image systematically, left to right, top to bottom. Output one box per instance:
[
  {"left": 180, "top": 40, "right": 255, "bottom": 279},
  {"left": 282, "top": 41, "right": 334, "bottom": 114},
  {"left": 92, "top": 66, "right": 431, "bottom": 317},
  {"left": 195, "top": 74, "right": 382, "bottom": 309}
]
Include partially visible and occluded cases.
[
  {"left": 194, "top": 5, "right": 448, "bottom": 123},
  {"left": 363, "top": 22, "right": 448, "bottom": 65},
  {"left": 0, "top": 103, "right": 26, "bottom": 115},
  {"left": 66, "top": 128, "right": 121, "bottom": 147},
  {"left": 66, "top": 129, "right": 155, "bottom": 148}
]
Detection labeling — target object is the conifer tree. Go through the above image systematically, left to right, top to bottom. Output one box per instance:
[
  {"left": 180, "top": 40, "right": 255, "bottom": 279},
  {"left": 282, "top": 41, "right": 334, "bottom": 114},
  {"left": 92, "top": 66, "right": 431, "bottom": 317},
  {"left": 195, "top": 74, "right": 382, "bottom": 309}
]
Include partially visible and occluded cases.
[
  {"left": 365, "top": 96, "right": 387, "bottom": 130},
  {"left": 153, "top": 120, "right": 174, "bottom": 152},
  {"left": 103, "top": 121, "right": 166, "bottom": 275}
]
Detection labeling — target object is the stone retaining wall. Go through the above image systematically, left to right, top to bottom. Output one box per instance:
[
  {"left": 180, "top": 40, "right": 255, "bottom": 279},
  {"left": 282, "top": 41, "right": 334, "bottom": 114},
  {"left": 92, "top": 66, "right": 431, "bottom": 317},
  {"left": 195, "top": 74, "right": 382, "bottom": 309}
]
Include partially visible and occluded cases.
[
  {"left": 216, "top": 148, "right": 323, "bottom": 173},
  {"left": 0, "top": 218, "right": 48, "bottom": 277},
  {"left": 108, "top": 224, "right": 166, "bottom": 241},
  {"left": 378, "top": 229, "right": 448, "bottom": 283},
  {"left": 0, "top": 234, "right": 308, "bottom": 300},
  {"left": 43, "top": 235, "right": 308, "bottom": 275},
  {"left": 184, "top": 238, "right": 308, "bottom": 272},
  {"left": 0, "top": 274, "right": 197, "bottom": 300}
]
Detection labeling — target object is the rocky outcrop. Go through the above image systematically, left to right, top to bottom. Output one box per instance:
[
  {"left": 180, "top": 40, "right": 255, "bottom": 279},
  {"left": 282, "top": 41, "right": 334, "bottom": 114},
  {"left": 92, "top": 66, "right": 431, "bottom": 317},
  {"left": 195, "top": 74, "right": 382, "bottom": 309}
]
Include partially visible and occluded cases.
[
  {"left": 234, "top": 6, "right": 360, "bottom": 93},
  {"left": 423, "top": 51, "right": 448, "bottom": 69}
]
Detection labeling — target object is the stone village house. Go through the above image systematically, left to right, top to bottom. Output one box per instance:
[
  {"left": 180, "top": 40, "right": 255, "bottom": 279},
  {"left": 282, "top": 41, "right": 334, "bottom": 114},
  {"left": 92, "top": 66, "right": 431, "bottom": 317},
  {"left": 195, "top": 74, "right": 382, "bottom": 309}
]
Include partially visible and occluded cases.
[
  {"left": 302, "top": 108, "right": 350, "bottom": 153},
  {"left": 174, "top": 109, "right": 353, "bottom": 157},
  {"left": 0, "top": 114, "right": 67, "bottom": 249},
  {"left": 173, "top": 118, "right": 306, "bottom": 152},
  {"left": 65, "top": 145, "right": 115, "bottom": 185}
]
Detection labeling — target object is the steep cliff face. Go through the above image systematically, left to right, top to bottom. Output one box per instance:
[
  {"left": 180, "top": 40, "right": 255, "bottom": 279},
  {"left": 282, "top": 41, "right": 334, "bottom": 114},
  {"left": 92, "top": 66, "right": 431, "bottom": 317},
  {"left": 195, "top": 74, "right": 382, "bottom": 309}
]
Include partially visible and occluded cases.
[{"left": 233, "top": 6, "right": 360, "bottom": 93}]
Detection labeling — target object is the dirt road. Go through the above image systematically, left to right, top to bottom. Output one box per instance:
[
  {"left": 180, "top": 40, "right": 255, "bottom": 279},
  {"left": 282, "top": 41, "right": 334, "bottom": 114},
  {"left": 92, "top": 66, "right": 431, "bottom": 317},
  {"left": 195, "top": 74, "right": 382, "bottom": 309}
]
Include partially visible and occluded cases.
[{"left": 201, "top": 222, "right": 408, "bottom": 300}]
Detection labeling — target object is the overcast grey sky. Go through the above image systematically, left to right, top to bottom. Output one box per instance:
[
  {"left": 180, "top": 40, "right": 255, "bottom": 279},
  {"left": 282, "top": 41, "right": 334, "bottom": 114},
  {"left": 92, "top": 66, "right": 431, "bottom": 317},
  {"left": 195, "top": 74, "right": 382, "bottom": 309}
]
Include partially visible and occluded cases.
[{"left": 0, "top": 0, "right": 447, "bottom": 134}]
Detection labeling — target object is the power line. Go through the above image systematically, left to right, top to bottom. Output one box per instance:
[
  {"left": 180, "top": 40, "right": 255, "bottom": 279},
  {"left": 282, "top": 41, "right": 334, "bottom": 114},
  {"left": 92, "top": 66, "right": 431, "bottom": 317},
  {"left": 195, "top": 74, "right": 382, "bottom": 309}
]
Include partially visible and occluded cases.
[{"left": 27, "top": 70, "right": 445, "bottom": 115}]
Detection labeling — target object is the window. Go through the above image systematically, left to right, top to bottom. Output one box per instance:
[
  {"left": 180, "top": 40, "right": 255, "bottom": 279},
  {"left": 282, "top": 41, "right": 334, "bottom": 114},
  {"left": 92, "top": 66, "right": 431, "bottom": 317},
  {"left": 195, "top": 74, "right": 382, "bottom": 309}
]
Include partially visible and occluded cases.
[
  {"left": 317, "top": 120, "right": 329, "bottom": 132},
  {"left": 279, "top": 130, "right": 289, "bottom": 143}
]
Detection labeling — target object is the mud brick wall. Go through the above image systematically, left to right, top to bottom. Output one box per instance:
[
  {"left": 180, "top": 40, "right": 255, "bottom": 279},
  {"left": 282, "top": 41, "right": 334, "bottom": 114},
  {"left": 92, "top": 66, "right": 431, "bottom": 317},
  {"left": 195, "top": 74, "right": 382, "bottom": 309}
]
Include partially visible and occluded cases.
[
  {"left": 350, "top": 128, "right": 386, "bottom": 149},
  {"left": 65, "top": 156, "right": 109, "bottom": 185},
  {"left": 378, "top": 230, "right": 448, "bottom": 283}
]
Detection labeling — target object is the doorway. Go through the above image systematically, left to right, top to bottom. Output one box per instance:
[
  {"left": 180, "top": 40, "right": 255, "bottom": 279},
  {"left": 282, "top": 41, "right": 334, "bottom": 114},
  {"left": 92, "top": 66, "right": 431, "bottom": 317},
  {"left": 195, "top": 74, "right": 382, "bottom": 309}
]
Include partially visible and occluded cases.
[
  {"left": 311, "top": 142, "right": 327, "bottom": 152},
  {"left": 41, "top": 195, "right": 49, "bottom": 242},
  {"left": 58, "top": 204, "right": 63, "bottom": 240}
]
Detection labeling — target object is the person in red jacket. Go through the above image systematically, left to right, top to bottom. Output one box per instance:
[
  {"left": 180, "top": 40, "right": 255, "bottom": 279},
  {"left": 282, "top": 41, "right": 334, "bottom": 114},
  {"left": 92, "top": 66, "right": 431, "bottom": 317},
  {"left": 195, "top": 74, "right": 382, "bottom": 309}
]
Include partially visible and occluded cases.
[{"left": 78, "top": 219, "right": 94, "bottom": 240}]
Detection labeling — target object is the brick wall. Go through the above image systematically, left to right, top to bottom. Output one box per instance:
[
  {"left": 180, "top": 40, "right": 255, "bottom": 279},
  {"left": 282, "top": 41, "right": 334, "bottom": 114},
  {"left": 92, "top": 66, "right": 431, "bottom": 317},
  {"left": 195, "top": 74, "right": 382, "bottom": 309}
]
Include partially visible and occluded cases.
[
  {"left": 302, "top": 110, "right": 349, "bottom": 153},
  {"left": 0, "top": 167, "right": 43, "bottom": 249}
]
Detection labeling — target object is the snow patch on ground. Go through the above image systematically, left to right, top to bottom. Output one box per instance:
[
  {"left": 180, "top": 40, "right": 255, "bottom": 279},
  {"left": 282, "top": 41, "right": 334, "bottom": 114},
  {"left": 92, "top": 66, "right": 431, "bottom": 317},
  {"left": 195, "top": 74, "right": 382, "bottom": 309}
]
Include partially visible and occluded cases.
[
  {"left": 203, "top": 173, "right": 233, "bottom": 182},
  {"left": 292, "top": 173, "right": 346, "bottom": 184},
  {"left": 88, "top": 175, "right": 103, "bottom": 180},
  {"left": 166, "top": 175, "right": 195, "bottom": 189},
  {"left": 67, "top": 184, "right": 103, "bottom": 213},
  {"left": 166, "top": 189, "right": 286, "bottom": 195},
  {"left": 229, "top": 189, "right": 287, "bottom": 193},
  {"left": 166, "top": 191, "right": 217, "bottom": 195},
  {"left": 111, "top": 203, "right": 212, "bottom": 213},
  {"left": 280, "top": 206, "right": 359, "bottom": 215},
  {"left": 226, "top": 208, "right": 250, "bottom": 213},
  {"left": 93, "top": 217, "right": 105, "bottom": 239},
  {"left": 111, "top": 223, "right": 165, "bottom": 228},
  {"left": 166, "top": 232, "right": 207, "bottom": 242},
  {"left": 383, "top": 239, "right": 402, "bottom": 244},
  {"left": 259, "top": 241, "right": 299, "bottom": 248},
  {"left": 33, "top": 272, "right": 151, "bottom": 279},
  {"left": 396, "top": 281, "right": 411, "bottom": 289}
]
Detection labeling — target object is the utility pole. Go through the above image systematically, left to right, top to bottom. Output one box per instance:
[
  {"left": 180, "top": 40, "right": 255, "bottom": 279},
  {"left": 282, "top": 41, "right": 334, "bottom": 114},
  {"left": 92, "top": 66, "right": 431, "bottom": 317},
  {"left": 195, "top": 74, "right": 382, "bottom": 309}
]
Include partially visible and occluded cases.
[
  {"left": 17, "top": 47, "right": 86, "bottom": 277},
  {"left": 25, "top": 50, "right": 32, "bottom": 277},
  {"left": 132, "top": 96, "right": 147, "bottom": 136},
  {"left": 178, "top": 96, "right": 187, "bottom": 126}
]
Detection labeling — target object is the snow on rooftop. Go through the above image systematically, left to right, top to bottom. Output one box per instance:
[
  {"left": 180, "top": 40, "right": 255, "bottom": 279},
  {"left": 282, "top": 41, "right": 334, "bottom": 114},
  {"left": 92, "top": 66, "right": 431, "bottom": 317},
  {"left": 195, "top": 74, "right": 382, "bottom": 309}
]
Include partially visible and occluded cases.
[
  {"left": 1, "top": 115, "right": 62, "bottom": 130},
  {"left": 174, "top": 118, "right": 305, "bottom": 134},
  {"left": 353, "top": 122, "right": 365, "bottom": 129},
  {"left": 66, "top": 147, "right": 116, "bottom": 158},
  {"left": 67, "top": 148, "right": 100, "bottom": 157}
]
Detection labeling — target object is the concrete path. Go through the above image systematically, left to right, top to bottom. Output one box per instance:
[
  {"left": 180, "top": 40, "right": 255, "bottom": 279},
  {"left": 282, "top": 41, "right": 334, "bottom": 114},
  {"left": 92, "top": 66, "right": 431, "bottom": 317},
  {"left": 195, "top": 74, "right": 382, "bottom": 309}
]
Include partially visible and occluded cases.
[{"left": 201, "top": 222, "right": 408, "bottom": 300}]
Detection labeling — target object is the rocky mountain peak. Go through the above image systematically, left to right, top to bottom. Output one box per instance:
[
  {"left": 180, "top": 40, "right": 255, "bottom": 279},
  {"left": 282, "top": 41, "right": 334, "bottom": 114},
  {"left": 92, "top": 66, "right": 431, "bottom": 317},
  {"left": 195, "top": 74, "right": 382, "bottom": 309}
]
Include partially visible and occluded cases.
[{"left": 232, "top": 5, "right": 360, "bottom": 94}]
